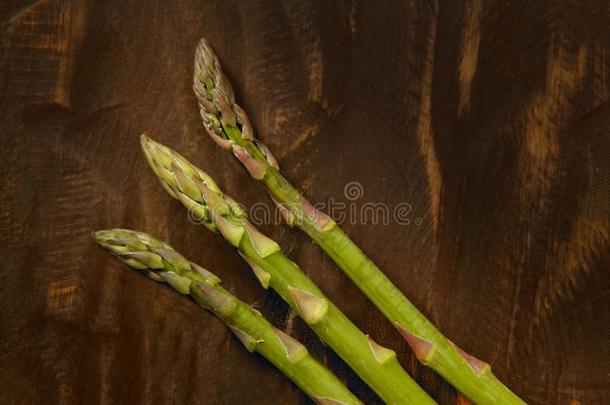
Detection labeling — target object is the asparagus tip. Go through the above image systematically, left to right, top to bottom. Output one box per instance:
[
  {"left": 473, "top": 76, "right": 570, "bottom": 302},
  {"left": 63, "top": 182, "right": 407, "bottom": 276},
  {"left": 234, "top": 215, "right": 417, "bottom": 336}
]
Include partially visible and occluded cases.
[{"left": 232, "top": 145, "right": 267, "bottom": 180}]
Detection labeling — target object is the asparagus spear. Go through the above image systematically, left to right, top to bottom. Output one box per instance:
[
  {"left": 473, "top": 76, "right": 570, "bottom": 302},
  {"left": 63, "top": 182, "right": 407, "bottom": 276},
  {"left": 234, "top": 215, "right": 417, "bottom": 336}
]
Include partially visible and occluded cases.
[
  {"left": 191, "top": 39, "right": 526, "bottom": 405},
  {"left": 140, "top": 135, "right": 436, "bottom": 405},
  {"left": 93, "top": 229, "right": 362, "bottom": 405}
]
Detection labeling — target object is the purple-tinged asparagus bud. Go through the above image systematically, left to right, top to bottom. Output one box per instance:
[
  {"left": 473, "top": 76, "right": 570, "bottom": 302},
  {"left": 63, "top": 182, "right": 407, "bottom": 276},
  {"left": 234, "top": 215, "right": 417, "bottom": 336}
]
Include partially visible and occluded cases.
[
  {"left": 193, "top": 39, "right": 221, "bottom": 88},
  {"left": 194, "top": 39, "right": 235, "bottom": 101},
  {"left": 194, "top": 46, "right": 213, "bottom": 89},
  {"left": 194, "top": 65, "right": 212, "bottom": 90},
  {"left": 216, "top": 73, "right": 235, "bottom": 102},
  {"left": 194, "top": 85, "right": 217, "bottom": 112},
  {"left": 211, "top": 88, "right": 236, "bottom": 127},
  {"left": 233, "top": 104, "right": 254, "bottom": 141},
  {"left": 199, "top": 107, "right": 220, "bottom": 125},
  {"left": 199, "top": 109, "right": 231, "bottom": 149},
  {"left": 206, "top": 128, "right": 233, "bottom": 150},
  {"left": 255, "top": 140, "right": 279, "bottom": 169},
  {"left": 232, "top": 145, "right": 268, "bottom": 180},
  {"left": 271, "top": 196, "right": 295, "bottom": 226},
  {"left": 297, "top": 197, "right": 334, "bottom": 232},
  {"left": 243, "top": 223, "right": 280, "bottom": 258},
  {"left": 238, "top": 252, "right": 271, "bottom": 289},
  {"left": 288, "top": 287, "right": 328, "bottom": 324},
  {"left": 396, "top": 323, "right": 435, "bottom": 363},
  {"left": 228, "top": 325, "right": 260, "bottom": 352},
  {"left": 274, "top": 327, "right": 308, "bottom": 363},
  {"left": 366, "top": 336, "right": 396, "bottom": 364},
  {"left": 450, "top": 341, "right": 490, "bottom": 375}
]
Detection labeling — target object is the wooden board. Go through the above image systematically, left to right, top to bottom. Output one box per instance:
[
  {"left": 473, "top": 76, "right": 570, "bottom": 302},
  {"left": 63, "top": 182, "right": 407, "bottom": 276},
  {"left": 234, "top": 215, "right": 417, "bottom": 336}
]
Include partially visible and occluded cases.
[{"left": 1, "top": 1, "right": 609, "bottom": 403}]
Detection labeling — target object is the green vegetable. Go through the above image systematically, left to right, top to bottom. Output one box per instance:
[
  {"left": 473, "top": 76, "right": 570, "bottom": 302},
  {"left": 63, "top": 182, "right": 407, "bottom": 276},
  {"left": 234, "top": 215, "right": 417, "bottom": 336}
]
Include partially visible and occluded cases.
[
  {"left": 191, "top": 38, "right": 525, "bottom": 405},
  {"left": 140, "top": 136, "right": 436, "bottom": 405},
  {"left": 94, "top": 229, "right": 362, "bottom": 405}
]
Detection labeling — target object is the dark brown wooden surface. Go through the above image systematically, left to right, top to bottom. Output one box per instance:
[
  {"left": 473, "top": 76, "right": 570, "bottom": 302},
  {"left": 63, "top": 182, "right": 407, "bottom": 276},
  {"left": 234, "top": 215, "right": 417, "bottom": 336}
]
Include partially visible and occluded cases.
[{"left": 1, "top": 1, "right": 609, "bottom": 404}]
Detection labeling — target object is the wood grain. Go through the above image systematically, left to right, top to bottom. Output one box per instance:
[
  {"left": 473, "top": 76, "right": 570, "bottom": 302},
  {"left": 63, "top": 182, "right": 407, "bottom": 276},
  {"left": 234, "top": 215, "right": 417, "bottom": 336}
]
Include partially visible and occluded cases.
[{"left": 1, "top": 1, "right": 609, "bottom": 404}]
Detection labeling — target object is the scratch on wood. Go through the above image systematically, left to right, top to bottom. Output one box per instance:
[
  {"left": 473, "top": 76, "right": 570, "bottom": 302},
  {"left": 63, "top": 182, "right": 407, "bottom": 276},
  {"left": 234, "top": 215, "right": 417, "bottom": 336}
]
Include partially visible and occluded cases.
[
  {"left": 0, "top": 0, "right": 41, "bottom": 28},
  {"left": 2, "top": 0, "right": 86, "bottom": 107},
  {"left": 348, "top": 0, "right": 357, "bottom": 40},
  {"left": 457, "top": 0, "right": 482, "bottom": 117},
  {"left": 284, "top": 1, "right": 328, "bottom": 109},
  {"left": 416, "top": 1, "right": 441, "bottom": 233},
  {"left": 509, "top": 34, "right": 591, "bottom": 358},
  {"left": 519, "top": 36, "right": 587, "bottom": 209},
  {"left": 592, "top": 41, "right": 609, "bottom": 103},
  {"left": 306, "top": 43, "right": 323, "bottom": 104},
  {"left": 287, "top": 122, "right": 321, "bottom": 154},
  {"left": 546, "top": 134, "right": 610, "bottom": 317},
  {"left": 35, "top": 149, "right": 100, "bottom": 322},
  {"left": 91, "top": 263, "right": 122, "bottom": 334},
  {"left": 46, "top": 280, "right": 78, "bottom": 318},
  {"left": 40, "top": 340, "right": 75, "bottom": 403},
  {"left": 98, "top": 342, "right": 116, "bottom": 405}
]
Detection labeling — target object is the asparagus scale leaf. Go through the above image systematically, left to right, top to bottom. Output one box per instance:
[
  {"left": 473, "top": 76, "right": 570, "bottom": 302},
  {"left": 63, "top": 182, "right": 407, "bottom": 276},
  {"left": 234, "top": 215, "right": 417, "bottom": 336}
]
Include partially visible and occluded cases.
[
  {"left": 191, "top": 38, "right": 526, "bottom": 405},
  {"left": 140, "top": 136, "right": 436, "bottom": 405},
  {"left": 94, "top": 229, "right": 362, "bottom": 405}
]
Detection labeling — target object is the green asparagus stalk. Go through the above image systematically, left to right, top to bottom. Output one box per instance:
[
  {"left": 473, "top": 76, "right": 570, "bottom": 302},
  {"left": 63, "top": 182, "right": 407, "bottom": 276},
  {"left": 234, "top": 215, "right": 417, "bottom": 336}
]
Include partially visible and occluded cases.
[
  {"left": 191, "top": 38, "right": 526, "bottom": 405},
  {"left": 140, "top": 135, "right": 436, "bottom": 405},
  {"left": 93, "top": 229, "right": 362, "bottom": 405}
]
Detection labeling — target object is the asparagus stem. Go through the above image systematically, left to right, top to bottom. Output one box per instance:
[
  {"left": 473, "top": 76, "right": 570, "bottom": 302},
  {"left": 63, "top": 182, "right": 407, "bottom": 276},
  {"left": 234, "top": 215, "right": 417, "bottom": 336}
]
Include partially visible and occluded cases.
[
  {"left": 191, "top": 38, "right": 526, "bottom": 405},
  {"left": 140, "top": 136, "right": 436, "bottom": 405},
  {"left": 93, "top": 229, "right": 362, "bottom": 405}
]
